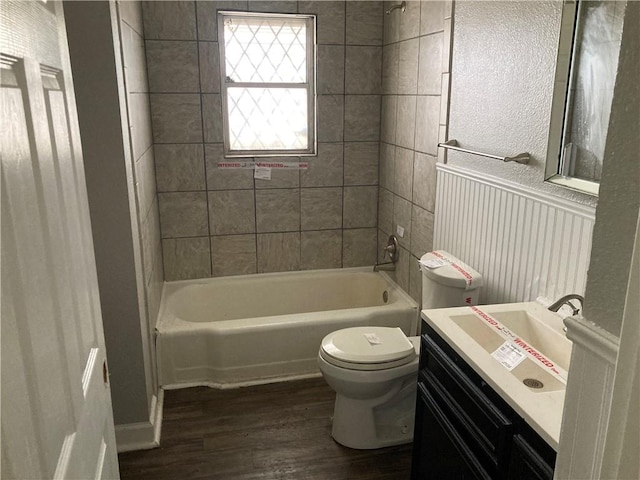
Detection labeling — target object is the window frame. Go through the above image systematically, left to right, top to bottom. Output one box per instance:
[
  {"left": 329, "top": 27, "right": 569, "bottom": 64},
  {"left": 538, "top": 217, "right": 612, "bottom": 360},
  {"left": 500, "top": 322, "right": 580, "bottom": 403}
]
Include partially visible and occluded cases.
[{"left": 217, "top": 11, "right": 317, "bottom": 158}]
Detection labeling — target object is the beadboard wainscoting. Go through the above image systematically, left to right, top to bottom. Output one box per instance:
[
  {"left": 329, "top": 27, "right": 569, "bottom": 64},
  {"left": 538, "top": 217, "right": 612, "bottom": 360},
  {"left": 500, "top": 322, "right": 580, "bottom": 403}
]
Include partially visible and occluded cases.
[{"left": 434, "top": 164, "right": 596, "bottom": 304}]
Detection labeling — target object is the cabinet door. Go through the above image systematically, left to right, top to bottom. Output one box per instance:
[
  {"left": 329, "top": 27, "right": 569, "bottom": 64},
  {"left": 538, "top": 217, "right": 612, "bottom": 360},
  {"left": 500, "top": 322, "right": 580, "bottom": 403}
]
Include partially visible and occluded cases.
[
  {"left": 411, "top": 383, "right": 492, "bottom": 480},
  {"left": 507, "top": 434, "right": 554, "bottom": 480}
]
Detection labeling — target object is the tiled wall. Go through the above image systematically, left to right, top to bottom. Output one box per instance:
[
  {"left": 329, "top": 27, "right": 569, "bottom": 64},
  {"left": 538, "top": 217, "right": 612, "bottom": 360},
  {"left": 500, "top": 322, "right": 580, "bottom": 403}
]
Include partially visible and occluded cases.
[
  {"left": 118, "top": 0, "right": 164, "bottom": 388},
  {"left": 141, "top": 0, "right": 385, "bottom": 280},
  {"left": 378, "top": 0, "right": 453, "bottom": 302}
]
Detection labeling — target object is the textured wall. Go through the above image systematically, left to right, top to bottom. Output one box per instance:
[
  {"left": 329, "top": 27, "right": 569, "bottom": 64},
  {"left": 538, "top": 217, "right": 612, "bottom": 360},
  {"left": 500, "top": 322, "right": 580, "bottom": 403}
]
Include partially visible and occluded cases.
[
  {"left": 142, "top": 0, "right": 384, "bottom": 280},
  {"left": 377, "top": 0, "right": 452, "bottom": 302},
  {"left": 447, "top": 1, "right": 596, "bottom": 207}
]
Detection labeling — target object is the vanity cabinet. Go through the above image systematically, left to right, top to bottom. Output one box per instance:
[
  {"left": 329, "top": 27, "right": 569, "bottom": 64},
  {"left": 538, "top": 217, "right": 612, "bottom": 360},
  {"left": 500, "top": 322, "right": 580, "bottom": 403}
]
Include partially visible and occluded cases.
[{"left": 411, "top": 322, "right": 556, "bottom": 480}]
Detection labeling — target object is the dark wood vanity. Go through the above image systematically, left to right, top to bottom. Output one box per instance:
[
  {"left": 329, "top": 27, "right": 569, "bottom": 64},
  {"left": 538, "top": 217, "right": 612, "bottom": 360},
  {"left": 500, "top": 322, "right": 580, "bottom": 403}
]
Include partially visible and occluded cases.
[{"left": 411, "top": 320, "right": 556, "bottom": 480}]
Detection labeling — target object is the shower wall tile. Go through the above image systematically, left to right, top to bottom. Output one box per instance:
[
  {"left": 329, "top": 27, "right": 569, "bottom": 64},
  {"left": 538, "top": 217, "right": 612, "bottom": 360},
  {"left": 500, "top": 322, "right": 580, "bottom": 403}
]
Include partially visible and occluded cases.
[
  {"left": 142, "top": 1, "right": 197, "bottom": 40},
  {"left": 142, "top": 1, "right": 383, "bottom": 280},
  {"left": 298, "top": 1, "right": 345, "bottom": 45},
  {"left": 346, "top": 1, "right": 383, "bottom": 46},
  {"left": 399, "top": 1, "right": 421, "bottom": 40},
  {"left": 420, "top": 1, "right": 445, "bottom": 35},
  {"left": 418, "top": 34, "right": 444, "bottom": 95},
  {"left": 398, "top": 39, "right": 419, "bottom": 94},
  {"left": 146, "top": 41, "right": 199, "bottom": 92},
  {"left": 198, "top": 42, "right": 220, "bottom": 93},
  {"left": 382, "top": 44, "right": 399, "bottom": 94},
  {"left": 317, "top": 45, "right": 345, "bottom": 94},
  {"left": 345, "top": 46, "right": 382, "bottom": 94},
  {"left": 128, "top": 93, "right": 153, "bottom": 160},
  {"left": 150, "top": 94, "right": 202, "bottom": 143},
  {"left": 202, "top": 94, "right": 223, "bottom": 143},
  {"left": 380, "top": 94, "right": 397, "bottom": 143},
  {"left": 317, "top": 95, "right": 344, "bottom": 142},
  {"left": 344, "top": 95, "right": 380, "bottom": 141},
  {"left": 396, "top": 95, "right": 416, "bottom": 149},
  {"left": 415, "top": 95, "right": 440, "bottom": 155},
  {"left": 344, "top": 142, "right": 378, "bottom": 186},
  {"left": 300, "top": 143, "right": 344, "bottom": 187},
  {"left": 155, "top": 144, "right": 205, "bottom": 192},
  {"left": 205, "top": 144, "right": 254, "bottom": 190},
  {"left": 394, "top": 147, "right": 414, "bottom": 201},
  {"left": 412, "top": 152, "right": 437, "bottom": 212},
  {"left": 343, "top": 186, "right": 378, "bottom": 228},
  {"left": 301, "top": 187, "right": 343, "bottom": 230},
  {"left": 378, "top": 187, "right": 394, "bottom": 234},
  {"left": 255, "top": 189, "right": 300, "bottom": 232},
  {"left": 208, "top": 190, "right": 256, "bottom": 235},
  {"left": 158, "top": 192, "right": 209, "bottom": 237},
  {"left": 393, "top": 195, "right": 412, "bottom": 250},
  {"left": 410, "top": 204, "right": 434, "bottom": 258},
  {"left": 343, "top": 228, "right": 377, "bottom": 267},
  {"left": 301, "top": 230, "right": 342, "bottom": 270},
  {"left": 257, "top": 232, "right": 301, "bottom": 273},
  {"left": 210, "top": 234, "right": 257, "bottom": 276},
  {"left": 162, "top": 237, "right": 211, "bottom": 281}
]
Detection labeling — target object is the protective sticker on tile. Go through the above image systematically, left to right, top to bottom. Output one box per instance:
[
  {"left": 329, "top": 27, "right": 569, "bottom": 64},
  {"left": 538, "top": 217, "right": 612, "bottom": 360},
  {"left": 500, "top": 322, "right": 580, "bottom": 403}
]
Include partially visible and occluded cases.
[
  {"left": 254, "top": 166, "right": 271, "bottom": 180},
  {"left": 364, "top": 333, "right": 382, "bottom": 345},
  {"left": 492, "top": 341, "right": 526, "bottom": 371}
]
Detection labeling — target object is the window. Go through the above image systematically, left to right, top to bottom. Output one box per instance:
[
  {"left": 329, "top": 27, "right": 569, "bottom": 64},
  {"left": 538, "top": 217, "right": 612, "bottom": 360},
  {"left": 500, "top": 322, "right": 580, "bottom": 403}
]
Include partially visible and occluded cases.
[
  {"left": 545, "top": 0, "right": 625, "bottom": 196},
  {"left": 218, "top": 12, "right": 316, "bottom": 157}
]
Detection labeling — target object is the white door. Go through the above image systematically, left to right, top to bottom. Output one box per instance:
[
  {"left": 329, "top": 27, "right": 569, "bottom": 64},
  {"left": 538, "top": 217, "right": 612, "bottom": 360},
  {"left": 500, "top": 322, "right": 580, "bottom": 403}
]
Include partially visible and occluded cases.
[{"left": 1, "top": 1, "right": 120, "bottom": 479}]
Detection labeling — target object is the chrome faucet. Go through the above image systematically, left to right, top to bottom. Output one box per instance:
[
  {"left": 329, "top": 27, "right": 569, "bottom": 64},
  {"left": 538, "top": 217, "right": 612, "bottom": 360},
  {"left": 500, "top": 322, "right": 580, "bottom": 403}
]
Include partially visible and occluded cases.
[
  {"left": 373, "top": 235, "right": 399, "bottom": 272},
  {"left": 548, "top": 294, "right": 584, "bottom": 316}
]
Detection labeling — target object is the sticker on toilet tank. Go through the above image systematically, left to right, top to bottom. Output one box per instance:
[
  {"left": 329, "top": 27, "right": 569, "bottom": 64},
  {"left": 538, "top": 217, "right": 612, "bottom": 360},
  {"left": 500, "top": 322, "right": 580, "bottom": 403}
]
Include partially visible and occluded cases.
[
  {"left": 424, "top": 258, "right": 448, "bottom": 269},
  {"left": 364, "top": 333, "right": 382, "bottom": 345},
  {"left": 492, "top": 341, "right": 526, "bottom": 371}
]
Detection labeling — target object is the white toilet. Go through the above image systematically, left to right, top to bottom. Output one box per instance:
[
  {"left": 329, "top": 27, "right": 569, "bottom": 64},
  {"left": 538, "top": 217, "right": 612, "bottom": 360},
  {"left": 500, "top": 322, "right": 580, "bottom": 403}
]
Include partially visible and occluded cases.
[{"left": 318, "top": 250, "right": 483, "bottom": 449}]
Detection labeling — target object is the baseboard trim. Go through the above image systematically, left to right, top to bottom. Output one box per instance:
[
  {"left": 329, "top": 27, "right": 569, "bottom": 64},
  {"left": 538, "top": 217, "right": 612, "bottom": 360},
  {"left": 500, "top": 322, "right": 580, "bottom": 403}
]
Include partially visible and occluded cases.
[{"left": 115, "top": 389, "right": 164, "bottom": 453}]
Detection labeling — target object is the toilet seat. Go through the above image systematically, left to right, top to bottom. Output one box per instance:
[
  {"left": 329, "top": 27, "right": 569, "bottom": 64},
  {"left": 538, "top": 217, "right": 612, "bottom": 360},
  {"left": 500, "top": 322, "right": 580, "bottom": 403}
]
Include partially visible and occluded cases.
[{"left": 320, "top": 327, "right": 416, "bottom": 371}]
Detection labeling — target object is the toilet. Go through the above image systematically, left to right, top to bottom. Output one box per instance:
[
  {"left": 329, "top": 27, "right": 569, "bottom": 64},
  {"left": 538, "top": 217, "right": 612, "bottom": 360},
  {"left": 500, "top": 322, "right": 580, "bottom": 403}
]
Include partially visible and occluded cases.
[{"left": 318, "top": 250, "right": 483, "bottom": 449}]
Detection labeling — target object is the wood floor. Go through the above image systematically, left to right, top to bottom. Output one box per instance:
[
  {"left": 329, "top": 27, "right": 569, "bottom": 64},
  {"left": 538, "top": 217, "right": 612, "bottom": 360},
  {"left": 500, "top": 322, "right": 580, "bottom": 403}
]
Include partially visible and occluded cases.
[{"left": 118, "top": 378, "right": 413, "bottom": 480}]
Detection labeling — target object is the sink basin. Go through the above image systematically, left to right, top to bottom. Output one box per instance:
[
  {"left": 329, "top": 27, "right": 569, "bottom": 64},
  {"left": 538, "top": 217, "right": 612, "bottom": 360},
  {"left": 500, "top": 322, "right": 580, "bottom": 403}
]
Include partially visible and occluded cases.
[{"left": 447, "top": 307, "right": 572, "bottom": 393}]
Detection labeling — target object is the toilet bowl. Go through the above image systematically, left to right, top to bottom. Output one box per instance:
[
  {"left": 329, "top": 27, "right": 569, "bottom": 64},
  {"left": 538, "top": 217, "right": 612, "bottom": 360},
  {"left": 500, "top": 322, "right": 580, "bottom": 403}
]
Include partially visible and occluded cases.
[
  {"left": 318, "top": 251, "right": 483, "bottom": 449},
  {"left": 318, "top": 326, "right": 420, "bottom": 449}
]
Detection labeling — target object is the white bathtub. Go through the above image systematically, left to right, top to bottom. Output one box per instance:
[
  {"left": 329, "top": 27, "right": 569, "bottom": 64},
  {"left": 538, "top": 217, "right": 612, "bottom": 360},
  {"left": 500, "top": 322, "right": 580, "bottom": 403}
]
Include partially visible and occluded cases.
[{"left": 156, "top": 267, "right": 419, "bottom": 389}]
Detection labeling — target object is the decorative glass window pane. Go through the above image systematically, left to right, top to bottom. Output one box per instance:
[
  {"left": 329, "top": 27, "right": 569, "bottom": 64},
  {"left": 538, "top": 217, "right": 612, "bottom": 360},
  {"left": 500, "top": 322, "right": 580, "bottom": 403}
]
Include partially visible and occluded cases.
[{"left": 218, "top": 12, "right": 316, "bottom": 157}]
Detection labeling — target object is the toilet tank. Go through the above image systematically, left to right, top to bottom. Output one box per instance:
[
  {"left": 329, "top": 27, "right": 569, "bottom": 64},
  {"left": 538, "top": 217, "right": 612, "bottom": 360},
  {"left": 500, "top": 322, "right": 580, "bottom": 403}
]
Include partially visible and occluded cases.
[{"left": 419, "top": 251, "right": 483, "bottom": 308}]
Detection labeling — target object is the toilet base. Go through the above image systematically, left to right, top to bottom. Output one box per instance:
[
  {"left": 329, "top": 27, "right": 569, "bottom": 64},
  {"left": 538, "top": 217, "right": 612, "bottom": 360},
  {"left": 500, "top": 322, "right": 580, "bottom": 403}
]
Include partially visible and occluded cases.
[{"left": 330, "top": 377, "right": 417, "bottom": 449}]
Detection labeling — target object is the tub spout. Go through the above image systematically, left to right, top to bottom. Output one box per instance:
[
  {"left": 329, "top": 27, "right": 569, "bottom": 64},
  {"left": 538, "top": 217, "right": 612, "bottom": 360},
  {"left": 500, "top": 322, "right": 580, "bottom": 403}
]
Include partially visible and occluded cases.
[{"left": 373, "top": 262, "right": 396, "bottom": 272}]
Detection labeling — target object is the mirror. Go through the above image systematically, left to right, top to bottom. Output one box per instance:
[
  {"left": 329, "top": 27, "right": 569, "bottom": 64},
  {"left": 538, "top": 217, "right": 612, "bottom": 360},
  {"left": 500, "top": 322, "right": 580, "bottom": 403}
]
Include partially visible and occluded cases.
[{"left": 545, "top": 0, "right": 626, "bottom": 196}]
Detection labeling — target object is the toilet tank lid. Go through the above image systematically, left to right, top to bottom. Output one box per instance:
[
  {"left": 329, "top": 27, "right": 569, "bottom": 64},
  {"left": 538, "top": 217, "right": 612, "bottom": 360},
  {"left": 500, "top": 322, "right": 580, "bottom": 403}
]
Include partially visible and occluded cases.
[
  {"left": 419, "top": 251, "right": 483, "bottom": 290},
  {"left": 321, "top": 327, "right": 415, "bottom": 364}
]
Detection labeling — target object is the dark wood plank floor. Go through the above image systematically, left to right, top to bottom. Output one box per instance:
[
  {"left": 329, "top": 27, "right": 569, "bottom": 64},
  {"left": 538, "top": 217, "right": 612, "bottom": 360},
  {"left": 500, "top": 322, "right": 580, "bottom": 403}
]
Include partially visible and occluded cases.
[{"left": 118, "top": 378, "right": 413, "bottom": 480}]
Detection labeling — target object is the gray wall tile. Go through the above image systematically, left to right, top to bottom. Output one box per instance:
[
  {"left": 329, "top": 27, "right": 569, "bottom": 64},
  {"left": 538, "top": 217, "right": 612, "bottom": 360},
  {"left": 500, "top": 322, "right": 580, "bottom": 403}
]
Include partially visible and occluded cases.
[
  {"left": 142, "top": 1, "right": 197, "bottom": 40},
  {"left": 196, "top": 1, "right": 248, "bottom": 41},
  {"left": 250, "top": 1, "right": 297, "bottom": 13},
  {"left": 299, "top": 1, "right": 345, "bottom": 45},
  {"left": 346, "top": 1, "right": 383, "bottom": 46},
  {"left": 399, "top": 1, "right": 421, "bottom": 40},
  {"left": 420, "top": 1, "right": 445, "bottom": 35},
  {"left": 418, "top": 34, "right": 443, "bottom": 95},
  {"left": 398, "top": 39, "right": 419, "bottom": 94},
  {"left": 146, "top": 41, "right": 199, "bottom": 92},
  {"left": 199, "top": 42, "right": 221, "bottom": 93},
  {"left": 382, "top": 44, "right": 399, "bottom": 94},
  {"left": 317, "top": 45, "right": 345, "bottom": 94},
  {"left": 345, "top": 46, "right": 382, "bottom": 94},
  {"left": 150, "top": 94, "right": 202, "bottom": 143},
  {"left": 202, "top": 94, "right": 223, "bottom": 143},
  {"left": 317, "top": 95, "right": 344, "bottom": 142},
  {"left": 345, "top": 95, "right": 380, "bottom": 141},
  {"left": 381, "top": 95, "right": 397, "bottom": 144},
  {"left": 396, "top": 95, "right": 416, "bottom": 149},
  {"left": 415, "top": 95, "right": 440, "bottom": 155},
  {"left": 344, "top": 142, "right": 378, "bottom": 185},
  {"left": 379, "top": 142, "right": 395, "bottom": 190},
  {"left": 300, "top": 143, "right": 344, "bottom": 187},
  {"left": 155, "top": 144, "right": 205, "bottom": 191},
  {"left": 205, "top": 144, "right": 254, "bottom": 190},
  {"left": 394, "top": 147, "right": 414, "bottom": 200},
  {"left": 412, "top": 152, "right": 437, "bottom": 212},
  {"left": 255, "top": 166, "right": 300, "bottom": 189},
  {"left": 343, "top": 186, "right": 378, "bottom": 228},
  {"left": 301, "top": 187, "right": 343, "bottom": 230},
  {"left": 378, "top": 187, "right": 393, "bottom": 234},
  {"left": 255, "top": 189, "right": 300, "bottom": 232},
  {"left": 208, "top": 190, "right": 256, "bottom": 235},
  {"left": 158, "top": 192, "right": 209, "bottom": 237},
  {"left": 393, "top": 195, "right": 412, "bottom": 249},
  {"left": 410, "top": 204, "right": 434, "bottom": 257},
  {"left": 343, "top": 228, "right": 377, "bottom": 267},
  {"left": 301, "top": 230, "right": 342, "bottom": 270},
  {"left": 257, "top": 232, "right": 301, "bottom": 273},
  {"left": 211, "top": 234, "right": 257, "bottom": 276},
  {"left": 162, "top": 237, "right": 211, "bottom": 280}
]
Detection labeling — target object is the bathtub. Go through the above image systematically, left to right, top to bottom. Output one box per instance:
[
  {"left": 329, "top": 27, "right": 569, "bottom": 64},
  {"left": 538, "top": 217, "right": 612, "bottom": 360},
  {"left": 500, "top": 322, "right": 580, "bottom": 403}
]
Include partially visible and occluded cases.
[{"left": 156, "top": 267, "right": 419, "bottom": 389}]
